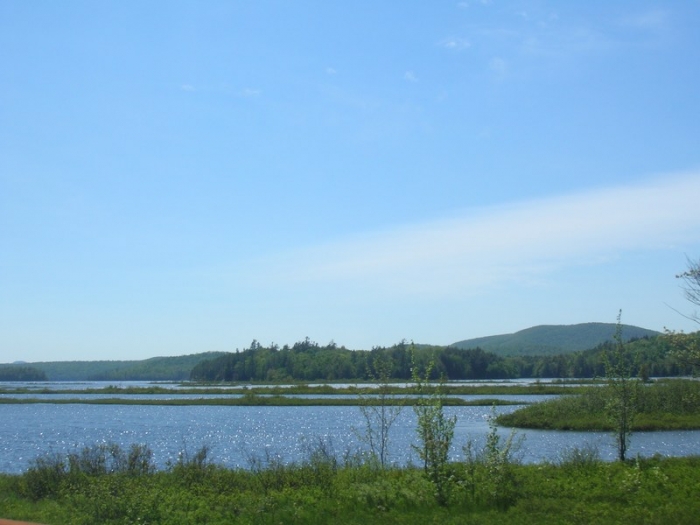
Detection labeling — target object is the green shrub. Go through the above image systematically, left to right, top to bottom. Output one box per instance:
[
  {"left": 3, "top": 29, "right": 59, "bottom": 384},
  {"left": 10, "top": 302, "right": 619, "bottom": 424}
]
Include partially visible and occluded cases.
[
  {"left": 460, "top": 408, "right": 522, "bottom": 509},
  {"left": 556, "top": 442, "right": 602, "bottom": 470},
  {"left": 18, "top": 443, "right": 155, "bottom": 502},
  {"left": 20, "top": 452, "right": 67, "bottom": 500}
]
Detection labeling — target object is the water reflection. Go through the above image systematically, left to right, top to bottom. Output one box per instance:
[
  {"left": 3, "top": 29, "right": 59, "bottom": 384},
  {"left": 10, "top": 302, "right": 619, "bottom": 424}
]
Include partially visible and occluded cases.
[{"left": 1, "top": 403, "right": 699, "bottom": 475}]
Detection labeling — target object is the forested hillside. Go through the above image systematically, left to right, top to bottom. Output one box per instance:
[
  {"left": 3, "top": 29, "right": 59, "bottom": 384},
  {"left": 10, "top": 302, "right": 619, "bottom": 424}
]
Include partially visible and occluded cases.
[
  {"left": 450, "top": 322, "right": 660, "bottom": 356},
  {"left": 6, "top": 325, "right": 684, "bottom": 383},
  {"left": 190, "top": 335, "right": 691, "bottom": 382},
  {"left": 10, "top": 352, "right": 226, "bottom": 381},
  {"left": 86, "top": 352, "right": 228, "bottom": 381},
  {"left": 0, "top": 365, "right": 47, "bottom": 381}
]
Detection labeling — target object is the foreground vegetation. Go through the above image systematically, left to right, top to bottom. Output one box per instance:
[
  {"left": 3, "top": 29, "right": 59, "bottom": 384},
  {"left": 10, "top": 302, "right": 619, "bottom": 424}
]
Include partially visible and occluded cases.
[
  {"left": 497, "top": 379, "right": 700, "bottom": 431},
  {"left": 1, "top": 442, "right": 699, "bottom": 525}
]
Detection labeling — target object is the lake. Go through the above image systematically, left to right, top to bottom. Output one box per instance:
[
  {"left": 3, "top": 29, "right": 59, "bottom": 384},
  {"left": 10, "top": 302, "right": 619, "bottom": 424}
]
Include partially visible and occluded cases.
[{"left": 2, "top": 402, "right": 700, "bottom": 474}]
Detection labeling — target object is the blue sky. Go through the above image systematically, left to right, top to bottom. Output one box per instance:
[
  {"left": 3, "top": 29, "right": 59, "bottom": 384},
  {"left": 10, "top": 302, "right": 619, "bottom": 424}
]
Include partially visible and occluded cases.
[{"left": 2, "top": 1, "right": 700, "bottom": 362}]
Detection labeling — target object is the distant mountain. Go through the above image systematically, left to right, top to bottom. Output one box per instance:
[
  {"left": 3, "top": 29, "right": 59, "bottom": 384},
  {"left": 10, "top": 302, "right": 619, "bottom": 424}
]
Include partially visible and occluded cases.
[
  {"left": 2, "top": 323, "right": 665, "bottom": 381},
  {"left": 450, "top": 323, "right": 660, "bottom": 357},
  {"left": 12, "top": 352, "right": 227, "bottom": 381},
  {"left": 85, "top": 352, "right": 230, "bottom": 381}
]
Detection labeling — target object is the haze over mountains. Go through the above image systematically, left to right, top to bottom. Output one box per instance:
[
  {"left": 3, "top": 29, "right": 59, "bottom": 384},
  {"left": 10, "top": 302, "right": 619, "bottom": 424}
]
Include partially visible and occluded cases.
[{"left": 2, "top": 352, "right": 227, "bottom": 382}]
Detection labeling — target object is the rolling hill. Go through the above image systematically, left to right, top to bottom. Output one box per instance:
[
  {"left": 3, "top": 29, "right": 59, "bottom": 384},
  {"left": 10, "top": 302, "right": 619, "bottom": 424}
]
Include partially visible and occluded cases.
[
  {"left": 4, "top": 323, "right": 664, "bottom": 381},
  {"left": 450, "top": 323, "right": 660, "bottom": 357},
  {"left": 5, "top": 352, "right": 227, "bottom": 381}
]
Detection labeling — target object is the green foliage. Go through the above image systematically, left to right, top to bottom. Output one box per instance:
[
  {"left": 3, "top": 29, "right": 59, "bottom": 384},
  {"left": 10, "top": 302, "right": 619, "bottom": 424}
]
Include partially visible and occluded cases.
[
  {"left": 663, "top": 256, "right": 700, "bottom": 369},
  {"left": 676, "top": 256, "right": 700, "bottom": 323},
  {"left": 603, "top": 313, "right": 640, "bottom": 461},
  {"left": 6, "top": 329, "right": 688, "bottom": 385},
  {"left": 664, "top": 329, "right": 700, "bottom": 369},
  {"left": 190, "top": 334, "right": 690, "bottom": 383},
  {"left": 190, "top": 338, "right": 535, "bottom": 382},
  {"left": 19, "top": 351, "right": 227, "bottom": 381},
  {"left": 87, "top": 352, "right": 229, "bottom": 381},
  {"left": 356, "top": 353, "right": 404, "bottom": 468},
  {"left": 411, "top": 356, "right": 456, "bottom": 505},
  {"left": 0, "top": 365, "right": 47, "bottom": 381},
  {"left": 497, "top": 379, "right": 700, "bottom": 431},
  {"left": 0, "top": 381, "right": 586, "bottom": 400},
  {"left": 0, "top": 393, "right": 505, "bottom": 408},
  {"left": 461, "top": 408, "right": 522, "bottom": 509},
  {"left": 556, "top": 442, "right": 602, "bottom": 470},
  {"left": 18, "top": 443, "right": 155, "bottom": 501},
  {"left": 6, "top": 445, "right": 700, "bottom": 525},
  {"left": 19, "top": 452, "right": 67, "bottom": 500}
]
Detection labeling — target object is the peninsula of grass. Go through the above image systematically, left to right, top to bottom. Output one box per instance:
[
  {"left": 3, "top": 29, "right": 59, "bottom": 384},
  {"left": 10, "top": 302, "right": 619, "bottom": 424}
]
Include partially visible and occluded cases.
[
  {"left": 497, "top": 379, "right": 700, "bottom": 431},
  {"left": 0, "top": 382, "right": 582, "bottom": 397},
  {"left": 0, "top": 395, "right": 524, "bottom": 407}
]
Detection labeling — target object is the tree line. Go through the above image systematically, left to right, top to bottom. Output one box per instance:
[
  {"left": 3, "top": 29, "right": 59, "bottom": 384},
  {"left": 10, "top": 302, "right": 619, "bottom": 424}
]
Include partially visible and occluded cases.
[
  {"left": 189, "top": 335, "right": 693, "bottom": 382},
  {"left": 0, "top": 365, "right": 48, "bottom": 381}
]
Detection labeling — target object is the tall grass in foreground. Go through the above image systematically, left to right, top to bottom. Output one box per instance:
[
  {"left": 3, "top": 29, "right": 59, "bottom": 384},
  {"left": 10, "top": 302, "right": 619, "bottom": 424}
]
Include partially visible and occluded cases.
[{"left": 2, "top": 442, "right": 700, "bottom": 524}]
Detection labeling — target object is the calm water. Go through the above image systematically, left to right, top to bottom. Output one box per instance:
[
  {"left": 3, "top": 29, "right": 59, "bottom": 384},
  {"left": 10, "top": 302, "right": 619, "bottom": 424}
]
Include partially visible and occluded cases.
[{"left": 2, "top": 403, "right": 700, "bottom": 474}]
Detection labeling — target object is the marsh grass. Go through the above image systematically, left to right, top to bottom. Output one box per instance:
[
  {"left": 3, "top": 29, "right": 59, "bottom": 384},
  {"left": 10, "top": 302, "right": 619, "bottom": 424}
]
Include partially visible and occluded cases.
[
  {"left": 497, "top": 379, "right": 700, "bottom": 430},
  {"left": 0, "top": 383, "right": 582, "bottom": 397},
  {"left": 0, "top": 395, "right": 522, "bottom": 407},
  {"left": 2, "top": 446, "right": 700, "bottom": 525}
]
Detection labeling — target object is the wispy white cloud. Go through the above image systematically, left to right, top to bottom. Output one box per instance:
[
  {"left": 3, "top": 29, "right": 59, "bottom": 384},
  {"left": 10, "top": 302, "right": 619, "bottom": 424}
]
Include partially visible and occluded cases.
[
  {"left": 457, "top": 0, "right": 491, "bottom": 7},
  {"left": 476, "top": 7, "right": 669, "bottom": 63},
  {"left": 616, "top": 8, "right": 671, "bottom": 48},
  {"left": 621, "top": 9, "right": 669, "bottom": 31},
  {"left": 439, "top": 37, "right": 471, "bottom": 51},
  {"left": 489, "top": 57, "right": 508, "bottom": 79},
  {"left": 326, "top": 67, "right": 337, "bottom": 75},
  {"left": 404, "top": 70, "right": 418, "bottom": 82},
  {"left": 179, "top": 84, "right": 263, "bottom": 97},
  {"left": 239, "top": 88, "right": 261, "bottom": 97},
  {"left": 250, "top": 171, "right": 700, "bottom": 297}
]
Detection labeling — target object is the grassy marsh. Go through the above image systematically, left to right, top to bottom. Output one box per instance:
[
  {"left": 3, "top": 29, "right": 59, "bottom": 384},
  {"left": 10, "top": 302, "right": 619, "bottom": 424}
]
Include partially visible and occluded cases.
[{"left": 497, "top": 379, "right": 700, "bottom": 430}]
